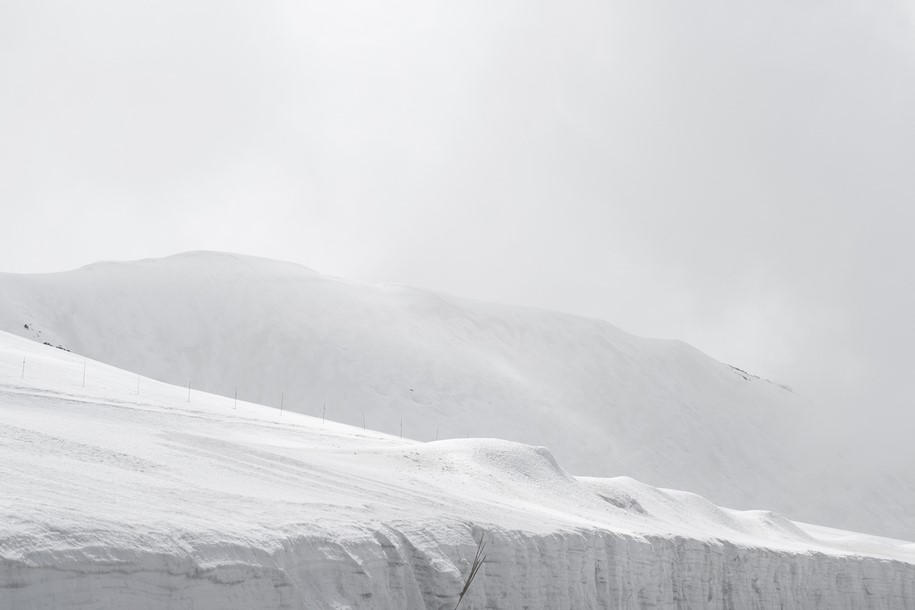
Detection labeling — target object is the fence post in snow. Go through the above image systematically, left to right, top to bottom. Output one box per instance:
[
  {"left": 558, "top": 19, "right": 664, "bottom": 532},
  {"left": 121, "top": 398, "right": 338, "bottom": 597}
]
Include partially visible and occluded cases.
[{"left": 21, "top": 357, "right": 25, "bottom": 379}]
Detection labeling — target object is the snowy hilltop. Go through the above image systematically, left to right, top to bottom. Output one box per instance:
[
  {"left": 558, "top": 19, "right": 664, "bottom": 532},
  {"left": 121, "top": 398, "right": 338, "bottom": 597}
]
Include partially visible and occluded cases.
[
  {"left": 0, "top": 251, "right": 911, "bottom": 543},
  {"left": 1, "top": 331, "right": 913, "bottom": 609}
]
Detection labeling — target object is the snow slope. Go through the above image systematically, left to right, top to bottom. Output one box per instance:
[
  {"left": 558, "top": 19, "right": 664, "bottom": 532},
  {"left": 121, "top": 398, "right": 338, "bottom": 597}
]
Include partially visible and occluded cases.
[
  {"left": 0, "top": 252, "right": 910, "bottom": 540},
  {"left": 1, "top": 332, "right": 913, "bottom": 609}
]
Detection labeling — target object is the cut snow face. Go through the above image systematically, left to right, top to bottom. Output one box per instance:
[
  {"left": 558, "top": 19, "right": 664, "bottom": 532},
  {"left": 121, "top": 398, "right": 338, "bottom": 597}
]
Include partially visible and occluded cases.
[
  {"left": 0, "top": 251, "right": 909, "bottom": 540},
  {"left": 1, "top": 332, "right": 913, "bottom": 609}
]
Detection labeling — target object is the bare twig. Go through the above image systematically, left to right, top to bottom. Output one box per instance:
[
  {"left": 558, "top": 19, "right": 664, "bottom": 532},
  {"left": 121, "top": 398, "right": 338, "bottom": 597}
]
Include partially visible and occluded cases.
[{"left": 454, "top": 533, "right": 487, "bottom": 610}]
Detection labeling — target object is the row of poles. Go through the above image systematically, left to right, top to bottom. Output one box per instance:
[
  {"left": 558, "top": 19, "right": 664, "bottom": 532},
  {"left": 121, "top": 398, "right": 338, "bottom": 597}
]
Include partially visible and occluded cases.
[{"left": 15, "top": 356, "right": 441, "bottom": 441}]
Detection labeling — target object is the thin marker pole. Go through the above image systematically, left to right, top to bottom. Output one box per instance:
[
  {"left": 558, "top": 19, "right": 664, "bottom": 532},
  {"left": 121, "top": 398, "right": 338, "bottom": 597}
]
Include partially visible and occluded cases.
[
  {"left": 21, "top": 357, "right": 25, "bottom": 379},
  {"left": 82, "top": 361, "right": 87, "bottom": 388},
  {"left": 187, "top": 381, "right": 191, "bottom": 402},
  {"left": 234, "top": 387, "right": 237, "bottom": 410},
  {"left": 280, "top": 392, "right": 284, "bottom": 415},
  {"left": 322, "top": 401, "right": 326, "bottom": 424},
  {"left": 362, "top": 412, "right": 365, "bottom": 430},
  {"left": 400, "top": 417, "right": 403, "bottom": 439}
]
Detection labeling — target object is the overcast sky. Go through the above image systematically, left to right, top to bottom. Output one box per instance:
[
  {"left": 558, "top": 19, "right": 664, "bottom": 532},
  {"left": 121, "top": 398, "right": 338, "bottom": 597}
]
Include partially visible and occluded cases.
[{"left": 2, "top": 0, "right": 914, "bottom": 424}]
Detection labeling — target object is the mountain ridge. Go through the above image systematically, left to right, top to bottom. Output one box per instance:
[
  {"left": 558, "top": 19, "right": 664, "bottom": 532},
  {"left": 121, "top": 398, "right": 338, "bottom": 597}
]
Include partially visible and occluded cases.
[{"left": 0, "top": 251, "right": 908, "bottom": 539}]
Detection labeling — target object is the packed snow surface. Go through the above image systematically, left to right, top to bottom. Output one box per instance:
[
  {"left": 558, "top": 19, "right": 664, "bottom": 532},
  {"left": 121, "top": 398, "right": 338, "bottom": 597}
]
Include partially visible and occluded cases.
[
  {"left": 0, "top": 252, "right": 912, "bottom": 540},
  {"left": 1, "top": 332, "right": 914, "bottom": 609}
]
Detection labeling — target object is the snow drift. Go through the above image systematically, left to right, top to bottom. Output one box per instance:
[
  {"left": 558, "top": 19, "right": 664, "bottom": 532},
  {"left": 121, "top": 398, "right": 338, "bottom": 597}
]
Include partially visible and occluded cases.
[
  {"left": 0, "top": 251, "right": 910, "bottom": 540},
  {"left": 1, "top": 332, "right": 913, "bottom": 609}
]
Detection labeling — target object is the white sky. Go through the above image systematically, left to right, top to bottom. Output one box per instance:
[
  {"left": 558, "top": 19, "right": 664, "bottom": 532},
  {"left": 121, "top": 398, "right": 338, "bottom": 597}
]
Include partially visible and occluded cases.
[{"left": 2, "top": 0, "right": 914, "bottom": 428}]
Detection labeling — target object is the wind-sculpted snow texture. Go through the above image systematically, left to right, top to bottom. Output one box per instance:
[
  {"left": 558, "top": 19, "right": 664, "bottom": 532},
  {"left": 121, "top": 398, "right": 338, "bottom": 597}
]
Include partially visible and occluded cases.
[
  {"left": 0, "top": 251, "right": 912, "bottom": 540},
  {"left": 1, "top": 333, "right": 914, "bottom": 609}
]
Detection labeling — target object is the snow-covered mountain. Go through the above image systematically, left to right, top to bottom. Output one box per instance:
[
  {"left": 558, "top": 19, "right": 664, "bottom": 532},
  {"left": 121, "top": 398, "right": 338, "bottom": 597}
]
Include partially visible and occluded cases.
[
  {"left": 0, "top": 252, "right": 910, "bottom": 540},
  {"left": 1, "top": 331, "right": 913, "bottom": 609}
]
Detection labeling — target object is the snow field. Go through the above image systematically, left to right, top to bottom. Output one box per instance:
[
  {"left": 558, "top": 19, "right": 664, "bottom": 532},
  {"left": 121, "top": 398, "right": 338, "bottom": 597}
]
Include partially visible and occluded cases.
[
  {"left": 2, "top": 251, "right": 910, "bottom": 541},
  {"left": 1, "top": 332, "right": 914, "bottom": 609}
]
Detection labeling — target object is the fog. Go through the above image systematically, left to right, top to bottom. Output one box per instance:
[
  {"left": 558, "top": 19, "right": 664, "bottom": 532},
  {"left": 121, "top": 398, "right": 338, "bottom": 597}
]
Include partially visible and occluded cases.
[{"left": 2, "top": 0, "right": 914, "bottom": 453}]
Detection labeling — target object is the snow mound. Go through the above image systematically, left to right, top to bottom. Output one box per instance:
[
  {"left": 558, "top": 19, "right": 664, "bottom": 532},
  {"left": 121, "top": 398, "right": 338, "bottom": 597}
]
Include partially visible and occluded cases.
[
  {"left": 418, "top": 439, "right": 573, "bottom": 486},
  {"left": 581, "top": 476, "right": 813, "bottom": 545}
]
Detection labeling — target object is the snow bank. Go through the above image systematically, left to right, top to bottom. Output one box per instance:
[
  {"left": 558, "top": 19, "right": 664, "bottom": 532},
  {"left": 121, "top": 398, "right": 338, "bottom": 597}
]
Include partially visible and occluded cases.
[
  {"left": 1, "top": 332, "right": 913, "bottom": 609},
  {"left": 5, "top": 530, "right": 914, "bottom": 609}
]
